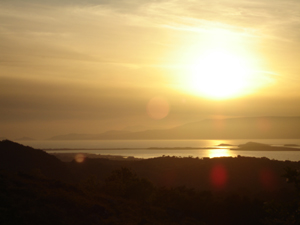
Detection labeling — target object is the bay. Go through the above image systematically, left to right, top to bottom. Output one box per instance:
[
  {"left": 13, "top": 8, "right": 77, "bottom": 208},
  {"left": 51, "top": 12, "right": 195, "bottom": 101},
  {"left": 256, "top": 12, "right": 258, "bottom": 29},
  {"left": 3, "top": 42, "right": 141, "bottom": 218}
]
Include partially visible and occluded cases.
[{"left": 17, "top": 139, "right": 300, "bottom": 161}]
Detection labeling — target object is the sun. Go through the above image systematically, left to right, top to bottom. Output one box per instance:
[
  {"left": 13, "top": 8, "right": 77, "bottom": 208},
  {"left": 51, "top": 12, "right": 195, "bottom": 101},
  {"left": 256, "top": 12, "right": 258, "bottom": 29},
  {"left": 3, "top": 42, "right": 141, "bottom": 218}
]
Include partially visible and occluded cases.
[{"left": 186, "top": 49, "right": 254, "bottom": 99}]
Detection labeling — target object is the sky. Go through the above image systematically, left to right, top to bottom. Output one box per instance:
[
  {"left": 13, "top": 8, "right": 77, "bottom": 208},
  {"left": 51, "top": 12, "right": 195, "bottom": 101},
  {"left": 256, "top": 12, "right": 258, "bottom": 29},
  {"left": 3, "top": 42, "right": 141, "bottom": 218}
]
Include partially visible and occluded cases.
[{"left": 1, "top": 0, "right": 300, "bottom": 139}]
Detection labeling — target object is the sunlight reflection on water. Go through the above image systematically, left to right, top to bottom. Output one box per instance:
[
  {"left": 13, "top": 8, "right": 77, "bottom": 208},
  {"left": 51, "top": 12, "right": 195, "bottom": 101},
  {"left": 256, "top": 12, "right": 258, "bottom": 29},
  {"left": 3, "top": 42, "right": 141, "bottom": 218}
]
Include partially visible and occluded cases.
[
  {"left": 18, "top": 139, "right": 300, "bottom": 161},
  {"left": 208, "top": 148, "right": 232, "bottom": 158}
]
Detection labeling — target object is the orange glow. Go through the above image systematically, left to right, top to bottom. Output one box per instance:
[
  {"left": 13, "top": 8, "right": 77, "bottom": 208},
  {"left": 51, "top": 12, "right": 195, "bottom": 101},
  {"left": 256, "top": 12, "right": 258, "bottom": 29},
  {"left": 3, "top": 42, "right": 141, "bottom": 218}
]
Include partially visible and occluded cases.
[
  {"left": 213, "top": 118, "right": 226, "bottom": 131},
  {"left": 75, "top": 154, "right": 85, "bottom": 163}
]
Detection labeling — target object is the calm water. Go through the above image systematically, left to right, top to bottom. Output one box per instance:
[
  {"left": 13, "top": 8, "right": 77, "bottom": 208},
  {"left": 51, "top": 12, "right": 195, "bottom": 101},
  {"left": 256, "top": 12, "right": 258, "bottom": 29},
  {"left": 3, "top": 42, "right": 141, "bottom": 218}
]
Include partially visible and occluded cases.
[{"left": 18, "top": 139, "right": 300, "bottom": 161}]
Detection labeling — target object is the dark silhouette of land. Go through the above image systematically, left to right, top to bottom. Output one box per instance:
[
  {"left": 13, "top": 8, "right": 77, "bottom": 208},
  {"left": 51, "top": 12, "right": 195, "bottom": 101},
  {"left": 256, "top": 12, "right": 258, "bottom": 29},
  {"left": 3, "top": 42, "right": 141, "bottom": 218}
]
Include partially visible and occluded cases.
[
  {"left": 50, "top": 116, "right": 300, "bottom": 140},
  {"left": 0, "top": 140, "right": 71, "bottom": 181},
  {"left": 1, "top": 140, "right": 300, "bottom": 225},
  {"left": 231, "top": 141, "right": 300, "bottom": 151},
  {"left": 218, "top": 143, "right": 234, "bottom": 146},
  {"left": 284, "top": 144, "right": 300, "bottom": 147}
]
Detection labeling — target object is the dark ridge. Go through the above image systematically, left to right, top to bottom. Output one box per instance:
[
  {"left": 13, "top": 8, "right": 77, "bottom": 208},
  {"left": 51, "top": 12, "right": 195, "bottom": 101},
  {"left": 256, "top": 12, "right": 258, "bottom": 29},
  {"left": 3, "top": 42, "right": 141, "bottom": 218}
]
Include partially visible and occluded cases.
[
  {"left": 0, "top": 140, "right": 72, "bottom": 181},
  {"left": 1, "top": 141, "right": 300, "bottom": 224},
  {"left": 217, "top": 143, "right": 234, "bottom": 146},
  {"left": 67, "top": 154, "right": 300, "bottom": 194}
]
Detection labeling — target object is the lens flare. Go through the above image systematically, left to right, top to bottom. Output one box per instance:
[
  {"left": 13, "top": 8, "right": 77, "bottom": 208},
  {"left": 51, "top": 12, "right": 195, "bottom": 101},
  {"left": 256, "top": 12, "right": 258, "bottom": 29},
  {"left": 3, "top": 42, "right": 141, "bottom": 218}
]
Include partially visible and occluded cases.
[
  {"left": 147, "top": 97, "right": 170, "bottom": 120},
  {"left": 257, "top": 118, "right": 272, "bottom": 132},
  {"left": 75, "top": 154, "right": 85, "bottom": 163},
  {"left": 210, "top": 164, "right": 228, "bottom": 190},
  {"left": 259, "top": 167, "right": 277, "bottom": 191}
]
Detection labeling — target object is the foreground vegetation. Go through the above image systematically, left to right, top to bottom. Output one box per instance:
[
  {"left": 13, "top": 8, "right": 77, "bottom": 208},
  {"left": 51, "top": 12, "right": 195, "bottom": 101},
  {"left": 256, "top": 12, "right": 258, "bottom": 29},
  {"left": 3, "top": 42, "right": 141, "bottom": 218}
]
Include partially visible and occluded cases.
[{"left": 1, "top": 140, "right": 300, "bottom": 224}]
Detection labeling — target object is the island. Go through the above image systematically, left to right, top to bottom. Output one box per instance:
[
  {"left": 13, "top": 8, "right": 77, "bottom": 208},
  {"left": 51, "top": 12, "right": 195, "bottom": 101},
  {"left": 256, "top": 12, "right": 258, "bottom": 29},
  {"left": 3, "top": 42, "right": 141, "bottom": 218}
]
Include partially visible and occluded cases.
[{"left": 231, "top": 142, "right": 300, "bottom": 151}]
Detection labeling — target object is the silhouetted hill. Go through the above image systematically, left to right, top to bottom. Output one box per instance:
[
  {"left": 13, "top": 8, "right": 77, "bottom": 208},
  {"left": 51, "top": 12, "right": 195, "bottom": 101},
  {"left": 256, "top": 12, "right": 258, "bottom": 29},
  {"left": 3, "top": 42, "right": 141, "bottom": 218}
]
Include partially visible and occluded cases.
[
  {"left": 50, "top": 116, "right": 300, "bottom": 140},
  {"left": 0, "top": 140, "right": 71, "bottom": 181},
  {"left": 2, "top": 140, "right": 298, "bottom": 195},
  {"left": 1, "top": 141, "right": 300, "bottom": 224},
  {"left": 67, "top": 155, "right": 300, "bottom": 195},
  {"left": 0, "top": 167, "right": 268, "bottom": 225}
]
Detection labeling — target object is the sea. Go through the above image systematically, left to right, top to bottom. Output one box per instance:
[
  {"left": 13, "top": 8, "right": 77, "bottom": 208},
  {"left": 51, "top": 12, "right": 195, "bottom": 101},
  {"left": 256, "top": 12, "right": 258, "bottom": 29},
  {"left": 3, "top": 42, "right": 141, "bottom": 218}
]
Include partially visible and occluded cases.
[{"left": 17, "top": 139, "right": 300, "bottom": 161}]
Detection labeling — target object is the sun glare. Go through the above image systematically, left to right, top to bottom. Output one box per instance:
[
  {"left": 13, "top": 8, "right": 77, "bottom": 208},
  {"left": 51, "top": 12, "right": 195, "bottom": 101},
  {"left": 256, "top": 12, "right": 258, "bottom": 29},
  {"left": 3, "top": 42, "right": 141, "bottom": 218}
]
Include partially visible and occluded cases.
[
  {"left": 187, "top": 49, "right": 254, "bottom": 99},
  {"left": 208, "top": 149, "right": 231, "bottom": 158}
]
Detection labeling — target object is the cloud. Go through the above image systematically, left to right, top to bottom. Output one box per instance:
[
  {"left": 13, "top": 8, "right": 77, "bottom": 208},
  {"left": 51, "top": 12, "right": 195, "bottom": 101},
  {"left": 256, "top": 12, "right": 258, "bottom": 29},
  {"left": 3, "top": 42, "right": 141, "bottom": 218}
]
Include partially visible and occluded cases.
[
  {"left": 1, "top": 0, "right": 300, "bottom": 139},
  {"left": 0, "top": 76, "right": 151, "bottom": 123}
]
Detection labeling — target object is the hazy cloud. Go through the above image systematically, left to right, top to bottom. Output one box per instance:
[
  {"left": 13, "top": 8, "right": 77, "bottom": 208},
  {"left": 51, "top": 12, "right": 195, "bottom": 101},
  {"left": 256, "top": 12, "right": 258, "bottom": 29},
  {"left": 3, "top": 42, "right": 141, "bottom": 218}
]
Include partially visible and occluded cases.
[{"left": 1, "top": 0, "right": 300, "bottom": 139}]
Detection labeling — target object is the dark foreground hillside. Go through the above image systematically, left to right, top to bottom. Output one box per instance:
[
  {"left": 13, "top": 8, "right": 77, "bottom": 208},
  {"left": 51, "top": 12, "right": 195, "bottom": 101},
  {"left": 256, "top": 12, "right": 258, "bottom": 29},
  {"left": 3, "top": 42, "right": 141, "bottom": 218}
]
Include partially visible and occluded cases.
[
  {"left": 0, "top": 140, "right": 72, "bottom": 181},
  {"left": 1, "top": 140, "right": 300, "bottom": 225},
  {"left": 67, "top": 155, "right": 298, "bottom": 195}
]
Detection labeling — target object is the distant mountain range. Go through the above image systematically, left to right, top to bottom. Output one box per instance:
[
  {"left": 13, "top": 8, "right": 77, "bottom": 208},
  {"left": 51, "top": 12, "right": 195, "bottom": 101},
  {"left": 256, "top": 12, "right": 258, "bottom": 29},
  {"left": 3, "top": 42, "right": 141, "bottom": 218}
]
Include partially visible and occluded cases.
[
  {"left": 50, "top": 116, "right": 300, "bottom": 140},
  {"left": 50, "top": 130, "right": 132, "bottom": 140},
  {"left": 15, "top": 136, "right": 35, "bottom": 141}
]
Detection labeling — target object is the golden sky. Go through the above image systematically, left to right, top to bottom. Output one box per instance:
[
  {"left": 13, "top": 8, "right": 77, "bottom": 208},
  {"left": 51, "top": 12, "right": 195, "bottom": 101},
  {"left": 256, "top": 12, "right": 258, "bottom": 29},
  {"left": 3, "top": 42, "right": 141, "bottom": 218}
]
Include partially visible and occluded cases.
[{"left": 1, "top": 0, "right": 300, "bottom": 139}]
